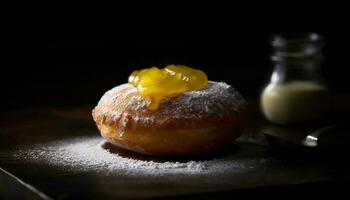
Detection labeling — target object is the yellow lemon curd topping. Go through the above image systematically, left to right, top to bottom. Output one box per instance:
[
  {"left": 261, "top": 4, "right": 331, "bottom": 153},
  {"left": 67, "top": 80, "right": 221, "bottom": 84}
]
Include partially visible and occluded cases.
[{"left": 128, "top": 65, "right": 208, "bottom": 110}]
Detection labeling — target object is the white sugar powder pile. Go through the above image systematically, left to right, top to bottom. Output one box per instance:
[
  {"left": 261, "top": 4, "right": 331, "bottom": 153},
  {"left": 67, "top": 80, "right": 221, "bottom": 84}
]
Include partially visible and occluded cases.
[{"left": 12, "top": 136, "right": 270, "bottom": 176}]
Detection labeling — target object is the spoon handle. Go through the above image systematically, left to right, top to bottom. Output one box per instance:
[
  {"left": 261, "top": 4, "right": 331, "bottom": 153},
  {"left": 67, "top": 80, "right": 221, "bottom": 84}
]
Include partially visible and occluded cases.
[{"left": 303, "top": 124, "right": 347, "bottom": 148}]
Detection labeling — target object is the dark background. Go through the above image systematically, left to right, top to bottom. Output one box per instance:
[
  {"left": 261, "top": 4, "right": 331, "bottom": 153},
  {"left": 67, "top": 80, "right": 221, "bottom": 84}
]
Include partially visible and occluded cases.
[{"left": 1, "top": 4, "right": 350, "bottom": 110}]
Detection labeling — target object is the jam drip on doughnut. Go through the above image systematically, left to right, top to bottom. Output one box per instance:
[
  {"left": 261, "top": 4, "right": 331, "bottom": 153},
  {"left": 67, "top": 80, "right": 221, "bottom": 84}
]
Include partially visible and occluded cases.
[{"left": 128, "top": 65, "right": 208, "bottom": 110}]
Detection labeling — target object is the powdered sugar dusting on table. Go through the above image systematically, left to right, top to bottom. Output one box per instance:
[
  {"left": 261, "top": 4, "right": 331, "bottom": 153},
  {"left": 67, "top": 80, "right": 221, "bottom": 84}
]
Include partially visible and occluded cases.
[{"left": 12, "top": 136, "right": 270, "bottom": 176}]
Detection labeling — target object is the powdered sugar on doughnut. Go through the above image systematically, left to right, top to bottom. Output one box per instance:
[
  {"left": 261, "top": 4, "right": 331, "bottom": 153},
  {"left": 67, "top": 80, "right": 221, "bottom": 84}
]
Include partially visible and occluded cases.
[
  {"left": 94, "top": 81, "right": 246, "bottom": 126},
  {"left": 176, "top": 81, "right": 246, "bottom": 114}
]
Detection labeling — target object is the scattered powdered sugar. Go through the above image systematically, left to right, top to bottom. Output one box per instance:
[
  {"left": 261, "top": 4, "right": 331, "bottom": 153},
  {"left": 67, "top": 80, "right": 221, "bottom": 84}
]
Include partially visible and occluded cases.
[{"left": 11, "top": 136, "right": 270, "bottom": 177}]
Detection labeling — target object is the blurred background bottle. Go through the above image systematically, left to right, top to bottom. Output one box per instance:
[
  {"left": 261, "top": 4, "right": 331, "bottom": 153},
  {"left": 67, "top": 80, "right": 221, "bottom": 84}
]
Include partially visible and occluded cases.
[{"left": 261, "top": 33, "right": 331, "bottom": 125}]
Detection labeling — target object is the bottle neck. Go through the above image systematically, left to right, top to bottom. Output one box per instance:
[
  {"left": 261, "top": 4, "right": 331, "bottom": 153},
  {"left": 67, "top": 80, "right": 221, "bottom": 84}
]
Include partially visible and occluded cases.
[{"left": 270, "top": 60, "right": 324, "bottom": 85}]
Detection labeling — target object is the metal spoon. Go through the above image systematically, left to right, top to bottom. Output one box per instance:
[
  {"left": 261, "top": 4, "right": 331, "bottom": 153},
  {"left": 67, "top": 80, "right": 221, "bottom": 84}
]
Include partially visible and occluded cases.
[{"left": 264, "top": 124, "right": 349, "bottom": 150}]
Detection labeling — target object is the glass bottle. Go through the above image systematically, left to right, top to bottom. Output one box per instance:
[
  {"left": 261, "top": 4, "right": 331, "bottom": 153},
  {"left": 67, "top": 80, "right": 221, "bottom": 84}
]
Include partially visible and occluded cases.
[{"left": 261, "top": 33, "right": 331, "bottom": 125}]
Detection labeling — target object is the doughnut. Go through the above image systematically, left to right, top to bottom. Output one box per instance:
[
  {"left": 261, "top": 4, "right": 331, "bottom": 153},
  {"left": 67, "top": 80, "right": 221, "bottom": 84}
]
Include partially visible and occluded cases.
[{"left": 92, "top": 80, "right": 247, "bottom": 156}]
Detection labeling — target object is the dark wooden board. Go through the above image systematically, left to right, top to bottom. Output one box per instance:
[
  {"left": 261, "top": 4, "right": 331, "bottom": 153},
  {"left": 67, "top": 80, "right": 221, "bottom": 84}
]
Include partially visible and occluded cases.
[{"left": 1, "top": 106, "right": 350, "bottom": 199}]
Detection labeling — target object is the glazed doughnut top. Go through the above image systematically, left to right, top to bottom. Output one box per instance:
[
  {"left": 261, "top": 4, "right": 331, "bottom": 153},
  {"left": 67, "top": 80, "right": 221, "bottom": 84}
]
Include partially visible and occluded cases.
[
  {"left": 128, "top": 65, "right": 209, "bottom": 110},
  {"left": 93, "top": 81, "right": 247, "bottom": 129}
]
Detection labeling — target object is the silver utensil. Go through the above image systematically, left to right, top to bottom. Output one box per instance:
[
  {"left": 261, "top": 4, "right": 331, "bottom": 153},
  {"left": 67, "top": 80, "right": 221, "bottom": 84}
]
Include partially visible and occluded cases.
[{"left": 264, "top": 124, "right": 349, "bottom": 149}]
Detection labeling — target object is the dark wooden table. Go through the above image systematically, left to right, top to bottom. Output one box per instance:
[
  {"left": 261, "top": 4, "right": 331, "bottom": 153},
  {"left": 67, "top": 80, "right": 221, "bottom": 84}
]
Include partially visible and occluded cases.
[{"left": 1, "top": 100, "right": 350, "bottom": 199}]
